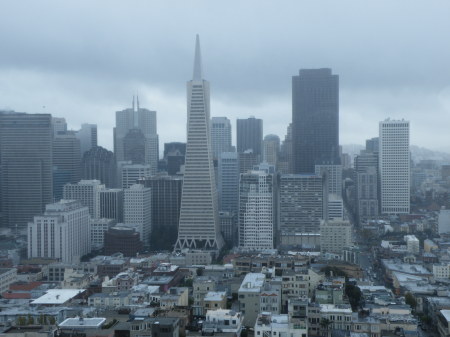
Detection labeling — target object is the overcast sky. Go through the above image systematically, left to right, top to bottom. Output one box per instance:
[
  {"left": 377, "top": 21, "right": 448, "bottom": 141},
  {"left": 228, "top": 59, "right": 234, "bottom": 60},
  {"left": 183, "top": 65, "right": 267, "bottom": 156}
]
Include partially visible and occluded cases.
[{"left": 1, "top": 1, "right": 449, "bottom": 152}]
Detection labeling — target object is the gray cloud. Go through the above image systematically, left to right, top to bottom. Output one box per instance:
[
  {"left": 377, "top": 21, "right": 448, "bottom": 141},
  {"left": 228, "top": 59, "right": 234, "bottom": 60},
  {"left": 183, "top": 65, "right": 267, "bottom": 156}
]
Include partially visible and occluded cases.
[{"left": 0, "top": 0, "right": 449, "bottom": 152}]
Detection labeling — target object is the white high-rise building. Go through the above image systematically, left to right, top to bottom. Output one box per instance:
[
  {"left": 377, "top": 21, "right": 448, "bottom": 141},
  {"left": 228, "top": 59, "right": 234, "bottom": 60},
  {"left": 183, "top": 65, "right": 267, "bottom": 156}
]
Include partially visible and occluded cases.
[
  {"left": 174, "top": 35, "right": 224, "bottom": 251},
  {"left": 114, "top": 97, "right": 158, "bottom": 174},
  {"left": 211, "top": 117, "right": 232, "bottom": 160},
  {"left": 379, "top": 119, "right": 410, "bottom": 214},
  {"left": 263, "top": 134, "right": 280, "bottom": 168},
  {"left": 121, "top": 163, "right": 152, "bottom": 189},
  {"left": 315, "top": 164, "right": 342, "bottom": 196},
  {"left": 238, "top": 170, "right": 274, "bottom": 250},
  {"left": 63, "top": 180, "right": 105, "bottom": 218},
  {"left": 124, "top": 184, "right": 152, "bottom": 246},
  {"left": 27, "top": 200, "right": 90, "bottom": 264},
  {"left": 320, "top": 219, "right": 352, "bottom": 255}
]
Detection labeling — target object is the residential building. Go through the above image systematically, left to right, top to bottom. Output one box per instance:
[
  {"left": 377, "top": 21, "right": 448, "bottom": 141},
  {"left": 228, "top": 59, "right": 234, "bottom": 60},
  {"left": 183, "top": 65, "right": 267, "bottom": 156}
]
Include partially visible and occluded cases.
[
  {"left": 238, "top": 273, "right": 266, "bottom": 327},
  {"left": 255, "top": 313, "right": 307, "bottom": 337}
]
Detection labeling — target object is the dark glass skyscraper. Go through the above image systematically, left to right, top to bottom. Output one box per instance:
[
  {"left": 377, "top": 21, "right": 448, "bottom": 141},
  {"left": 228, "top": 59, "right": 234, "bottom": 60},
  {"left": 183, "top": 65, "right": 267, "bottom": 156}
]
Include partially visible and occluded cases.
[
  {"left": 292, "top": 68, "right": 339, "bottom": 174},
  {"left": 0, "top": 112, "right": 53, "bottom": 229},
  {"left": 236, "top": 117, "right": 263, "bottom": 157}
]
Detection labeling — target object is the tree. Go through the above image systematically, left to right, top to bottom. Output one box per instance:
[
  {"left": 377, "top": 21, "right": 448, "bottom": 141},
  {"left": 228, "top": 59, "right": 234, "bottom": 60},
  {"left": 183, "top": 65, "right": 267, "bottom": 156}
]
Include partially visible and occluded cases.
[
  {"left": 345, "top": 284, "right": 362, "bottom": 312},
  {"left": 405, "top": 292, "right": 417, "bottom": 310},
  {"left": 27, "top": 315, "right": 34, "bottom": 325},
  {"left": 17, "top": 316, "right": 26, "bottom": 326},
  {"left": 48, "top": 316, "right": 56, "bottom": 325},
  {"left": 320, "top": 318, "right": 331, "bottom": 337}
]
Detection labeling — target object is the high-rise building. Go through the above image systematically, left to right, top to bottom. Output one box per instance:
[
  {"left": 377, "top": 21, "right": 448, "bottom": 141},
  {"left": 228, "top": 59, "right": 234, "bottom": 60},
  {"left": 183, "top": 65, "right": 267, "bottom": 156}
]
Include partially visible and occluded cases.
[
  {"left": 174, "top": 35, "right": 224, "bottom": 251},
  {"left": 292, "top": 68, "right": 339, "bottom": 174},
  {"left": 114, "top": 97, "right": 159, "bottom": 174},
  {"left": 0, "top": 112, "right": 53, "bottom": 229},
  {"left": 52, "top": 117, "right": 67, "bottom": 136},
  {"left": 211, "top": 117, "right": 232, "bottom": 160},
  {"left": 237, "top": 117, "right": 263, "bottom": 157},
  {"left": 379, "top": 119, "right": 410, "bottom": 214},
  {"left": 76, "top": 123, "right": 97, "bottom": 156},
  {"left": 279, "top": 124, "right": 293, "bottom": 174},
  {"left": 52, "top": 131, "right": 81, "bottom": 200},
  {"left": 263, "top": 134, "right": 280, "bottom": 169},
  {"left": 365, "top": 137, "right": 379, "bottom": 153},
  {"left": 164, "top": 142, "right": 186, "bottom": 176},
  {"left": 81, "top": 146, "right": 117, "bottom": 188},
  {"left": 238, "top": 150, "right": 259, "bottom": 174},
  {"left": 218, "top": 152, "right": 239, "bottom": 214},
  {"left": 120, "top": 163, "right": 152, "bottom": 189},
  {"left": 314, "top": 164, "right": 342, "bottom": 196},
  {"left": 238, "top": 170, "right": 274, "bottom": 250},
  {"left": 279, "top": 174, "right": 328, "bottom": 247},
  {"left": 138, "top": 175, "right": 183, "bottom": 250},
  {"left": 63, "top": 180, "right": 105, "bottom": 218},
  {"left": 124, "top": 184, "right": 152, "bottom": 246},
  {"left": 98, "top": 188, "right": 124, "bottom": 223},
  {"left": 27, "top": 200, "right": 90, "bottom": 264},
  {"left": 219, "top": 211, "right": 237, "bottom": 246},
  {"left": 90, "top": 218, "right": 116, "bottom": 250},
  {"left": 104, "top": 225, "right": 143, "bottom": 257}
]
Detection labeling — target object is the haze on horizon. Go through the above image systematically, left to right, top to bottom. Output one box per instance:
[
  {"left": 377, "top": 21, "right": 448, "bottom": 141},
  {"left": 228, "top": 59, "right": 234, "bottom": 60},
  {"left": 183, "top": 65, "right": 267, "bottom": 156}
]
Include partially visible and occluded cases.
[{"left": 0, "top": 0, "right": 449, "bottom": 153}]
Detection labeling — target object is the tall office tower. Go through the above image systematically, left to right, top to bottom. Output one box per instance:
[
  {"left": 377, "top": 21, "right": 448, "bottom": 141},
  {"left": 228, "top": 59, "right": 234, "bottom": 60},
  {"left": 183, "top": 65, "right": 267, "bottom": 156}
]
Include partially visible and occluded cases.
[
  {"left": 174, "top": 35, "right": 224, "bottom": 251},
  {"left": 292, "top": 68, "right": 339, "bottom": 174},
  {"left": 114, "top": 97, "right": 159, "bottom": 174},
  {"left": 0, "top": 112, "right": 53, "bottom": 229},
  {"left": 52, "top": 117, "right": 67, "bottom": 136},
  {"left": 211, "top": 117, "right": 232, "bottom": 159},
  {"left": 237, "top": 117, "right": 263, "bottom": 157},
  {"left": 379, "top": 119, "right": 410, "bottom": 214},
  {"left": 76, "top": 123, "right": 98, "bottom": 156},
  {"left": 279, "top": 124, "right": 293, "bottom": 174},
  {"left": 52, "top": 131, "right": 81, "bottom": 200},
  {"left": 263, "top": 134, "right": 280, "bottom": 168},
  {"left": 366, "top": 137, "right": 379, "bottom": 153},
  {"left": 164, "top": 142, "right": 186, "bottom": 176},
  {"left": 81, "top": 146, "right": 117, "bottom": 188},
  {"left": 238, "top": 150, "right": 259, "bottom": 174},
  {"left": 218, "top": 152, "right": 239, "bottom": 214},
  {"left": 121, "top": 163, "right": 152, "bottom": 189},
  {"left": 314, "top": 164, "right": 342, "bottom": 196},
  {"left": 356, "top": 167, "right": 379, "bottom": 220},
  {"left": 238, "top": 170, "right": 274, "bottom": 250},
  {"left": 279, "top": 174, "right": 328, "bottom": 247},
  {"left": 138, "top": 175, "right": 183, "bottom": 250},
  {"left": 63, "top": 180, "right": 105, "bottom": 218},
  {"left": 124, "top": 184, "right": 152, "bottom": 246},
  {"left": 98, "top": 188, "right": 124, "bottom": 223},
  {"left": 328, "top": 194, "right": 344, "bottom": 220},
  {"left": 27, "top": 200, "right": 90, "bottom": 264},
  {"left": 219, "top": 211, "right": 237, "bottom": 246},
  {"left": 90, "top": 218, "right": 116, "bottom": 250}
]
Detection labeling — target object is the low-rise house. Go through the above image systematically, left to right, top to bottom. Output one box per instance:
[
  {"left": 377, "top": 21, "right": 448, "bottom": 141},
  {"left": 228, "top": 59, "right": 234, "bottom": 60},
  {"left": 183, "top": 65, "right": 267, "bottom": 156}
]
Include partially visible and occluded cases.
[
  {"left": 204, "top": 291, "right": 227, "bottom": 311},
  {"left": 202, "top": 309, "right": 243, "bottom": 336},
  {"left": 254, "top": 313, "right": 307, "bottom": 337}
]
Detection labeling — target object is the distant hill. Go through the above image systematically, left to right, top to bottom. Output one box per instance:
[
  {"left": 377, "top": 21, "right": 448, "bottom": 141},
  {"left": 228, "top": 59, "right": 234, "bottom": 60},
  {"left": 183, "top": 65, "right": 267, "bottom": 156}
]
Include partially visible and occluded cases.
[{"left": 341, "top": 144, "right": 450, "bottom": 164}]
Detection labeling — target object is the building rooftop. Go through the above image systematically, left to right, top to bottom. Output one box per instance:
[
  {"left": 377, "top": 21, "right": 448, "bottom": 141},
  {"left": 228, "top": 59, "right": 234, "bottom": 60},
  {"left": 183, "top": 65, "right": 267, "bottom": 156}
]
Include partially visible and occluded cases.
[
  {"left": 239, "top": 273, "right": 265, "bottom": 293},
  {"left": 31, "top": 289, "right": 85, "bottom": 305},
  {"left": 204, "top": 291, "right": 227, "bottom": 301},
  {"left": 59, "top": 317, "right": 106, "bottom": 329}
]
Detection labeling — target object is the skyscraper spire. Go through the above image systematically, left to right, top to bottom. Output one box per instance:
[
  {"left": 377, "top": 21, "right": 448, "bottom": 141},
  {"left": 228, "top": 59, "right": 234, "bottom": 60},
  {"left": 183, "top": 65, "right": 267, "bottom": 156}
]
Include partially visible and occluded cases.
[
  {"left": 193, "top": 34, "right": 203, "bottom": 81},
  {"left": 136, "top": 93, "right": 140, "bottom": 110},
  {"left": 132, "top": 95, "right": 135, "bottom": 111}
]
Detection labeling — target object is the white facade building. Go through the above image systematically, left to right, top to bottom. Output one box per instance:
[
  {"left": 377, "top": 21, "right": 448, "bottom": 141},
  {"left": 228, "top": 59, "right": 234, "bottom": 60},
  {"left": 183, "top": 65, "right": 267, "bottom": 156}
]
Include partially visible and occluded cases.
[
  {"left": 211, "top": 117, "right": 232, "bottom": 160},
  {"left": 379, "top": 119, "right": 410, "bottom": 214},
  {"left": 121, "top": 164, "right": 152, "bottom": 189},
  {"left": 315, "top": 164, "right": 342, "bottom": 196},
  {"left": 239, "top": 170, "right": 274, "bottom": 250},
  {"left": 63, "top": 180, "right": 105, "bottom": 218},
  {"left": 124, "top": 184, "right": 152, "bottom": 246},
  {"left": 328, "top": 194, "right": 344, "bottom": 220},
  {"left": 27, "top": 200, "right": 91, "bottom": 264},
  {"left": 438, "top": 208, "right": 450, "bottom": 234},
  {"left": 90, "top": 218, "right": 116, "bottom": 249},
  {"left": 320, "top": 219, "right": 352, "bottom": 255},
  {"left": 404, "top": 235, "right": 420, "bottom": 254},
  {"left": 254, "top": 313, "right": 306, "bottom": 337}
]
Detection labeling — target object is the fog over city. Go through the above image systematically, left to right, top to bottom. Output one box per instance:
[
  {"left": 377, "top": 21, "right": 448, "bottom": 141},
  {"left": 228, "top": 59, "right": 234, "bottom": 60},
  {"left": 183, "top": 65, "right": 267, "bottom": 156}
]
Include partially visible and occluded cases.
[{"left": 0, "top": 0, "right": 449, "bottom": 151}]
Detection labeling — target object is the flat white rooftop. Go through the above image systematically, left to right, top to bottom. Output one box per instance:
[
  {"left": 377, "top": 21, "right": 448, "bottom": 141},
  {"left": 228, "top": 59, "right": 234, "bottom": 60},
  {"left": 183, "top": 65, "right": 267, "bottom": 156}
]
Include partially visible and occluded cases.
[
  {"left": 31, "top": 289, "right": 85, "bottom": 305},
  {"left": 59, "top": 317, "right": 106, "bottom": 329}
]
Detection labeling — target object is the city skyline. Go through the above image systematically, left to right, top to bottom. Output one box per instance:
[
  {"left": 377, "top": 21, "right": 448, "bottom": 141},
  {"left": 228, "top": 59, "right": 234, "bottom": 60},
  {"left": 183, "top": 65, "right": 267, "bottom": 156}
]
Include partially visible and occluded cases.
[{"left": 0, "top": 1, "right": 449, "bottom": 152}]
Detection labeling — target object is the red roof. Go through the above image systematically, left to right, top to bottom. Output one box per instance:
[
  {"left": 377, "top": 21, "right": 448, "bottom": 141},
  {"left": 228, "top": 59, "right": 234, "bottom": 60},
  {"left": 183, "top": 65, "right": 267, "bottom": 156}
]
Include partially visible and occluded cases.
[
  {"left": 9, "top": 282, "right": 42, "bottom": 291},
  {"left": 2, "top": 292, "right": 31, "bottom": 299}
]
